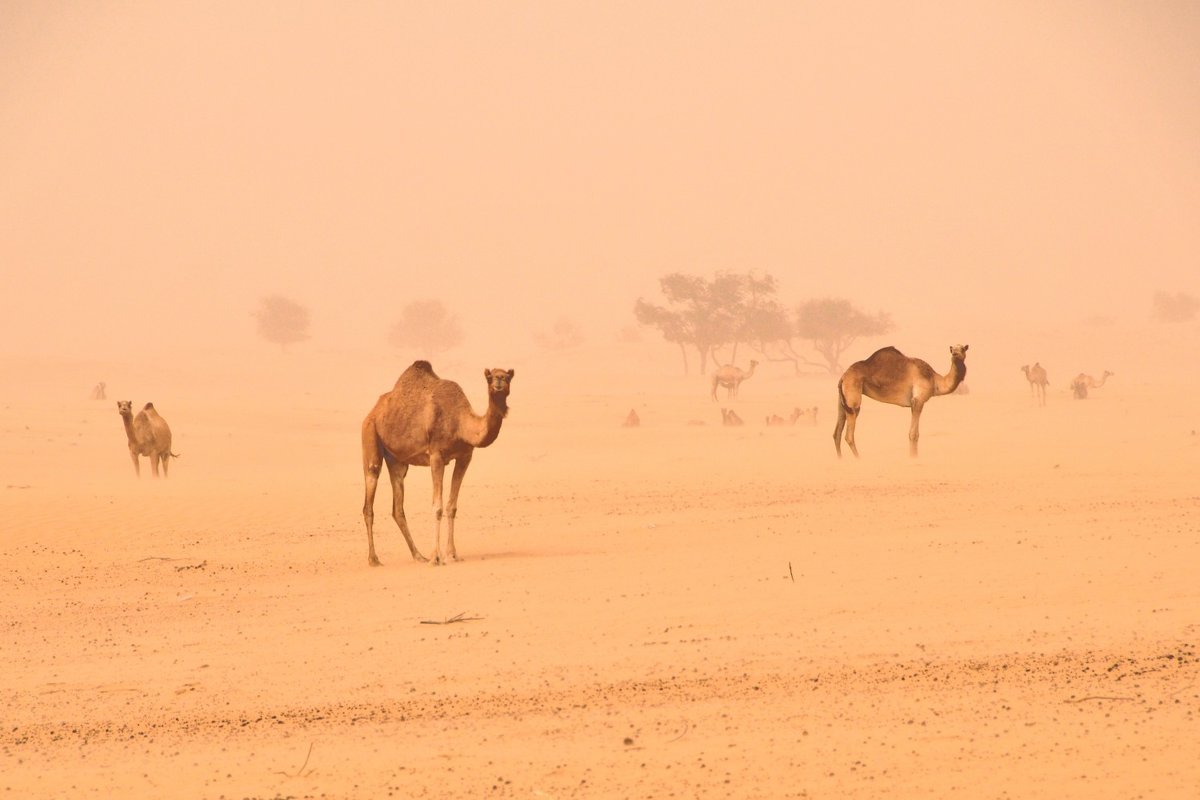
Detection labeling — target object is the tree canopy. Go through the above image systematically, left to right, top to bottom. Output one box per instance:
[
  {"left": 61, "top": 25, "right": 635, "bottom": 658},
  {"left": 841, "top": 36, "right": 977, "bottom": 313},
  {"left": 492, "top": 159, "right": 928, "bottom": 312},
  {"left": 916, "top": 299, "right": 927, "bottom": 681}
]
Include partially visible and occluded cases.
[
  {"left": 253, "top": 294, "right": 311, "bottom": 351},
  {"left": 388, "top": 299, "right": 464, "bottom": 355}
]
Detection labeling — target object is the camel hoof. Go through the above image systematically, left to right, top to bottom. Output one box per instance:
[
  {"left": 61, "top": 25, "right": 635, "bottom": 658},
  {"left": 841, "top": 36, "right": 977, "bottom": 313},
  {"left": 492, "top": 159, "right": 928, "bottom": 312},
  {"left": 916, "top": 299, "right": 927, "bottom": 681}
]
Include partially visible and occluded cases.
[
  {"left": 412, "top": 552, "right": 429, "bottom": 563},
  {"left": 368, "top": 556, "right": 382, "bottom": 567}
]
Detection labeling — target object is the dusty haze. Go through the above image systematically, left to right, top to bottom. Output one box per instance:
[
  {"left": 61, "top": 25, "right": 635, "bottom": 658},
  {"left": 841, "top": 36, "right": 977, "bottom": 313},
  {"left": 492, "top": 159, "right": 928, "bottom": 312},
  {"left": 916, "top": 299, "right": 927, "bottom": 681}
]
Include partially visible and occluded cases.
[{"left": 2, "top": 3, "right": 1199, "bottom": 798}]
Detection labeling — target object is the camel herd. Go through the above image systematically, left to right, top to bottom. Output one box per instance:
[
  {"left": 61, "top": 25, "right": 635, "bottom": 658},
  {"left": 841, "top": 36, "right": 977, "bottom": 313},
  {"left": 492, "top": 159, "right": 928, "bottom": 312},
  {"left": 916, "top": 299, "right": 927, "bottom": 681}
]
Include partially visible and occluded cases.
[{"left": 104, "top": 344, "right": 1114, "bottom": 567}]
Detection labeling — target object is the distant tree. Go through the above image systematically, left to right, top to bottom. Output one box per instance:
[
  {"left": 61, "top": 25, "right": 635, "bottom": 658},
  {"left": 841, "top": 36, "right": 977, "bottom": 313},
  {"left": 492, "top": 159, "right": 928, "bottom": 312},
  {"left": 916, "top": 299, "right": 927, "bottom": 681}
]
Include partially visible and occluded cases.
[
  {"left": 634, "top": 271, "right": 777, "bottom": 374},
  {"left": 1152, "top": 290, "right": 1199, "bottom": 323},
  {"left": 253, "top": 294, "right": 311, "bottom": 352},
  {"left": 794, "top": 297, "right": 893, "bottom": 374},
  {"left": 389, "top": 299, "right": 463, "bottom": 355},
  {"left": 534, "top": 317, "right": 585, "bottom": 350}
]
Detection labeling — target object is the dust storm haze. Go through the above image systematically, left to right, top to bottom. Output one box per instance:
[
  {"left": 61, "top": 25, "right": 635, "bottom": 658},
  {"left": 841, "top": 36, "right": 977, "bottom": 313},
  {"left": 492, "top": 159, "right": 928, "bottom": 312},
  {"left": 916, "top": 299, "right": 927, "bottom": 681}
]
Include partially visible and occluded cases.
[{"left": 2, "top": 3, "right": 1199, "bottom": 798}]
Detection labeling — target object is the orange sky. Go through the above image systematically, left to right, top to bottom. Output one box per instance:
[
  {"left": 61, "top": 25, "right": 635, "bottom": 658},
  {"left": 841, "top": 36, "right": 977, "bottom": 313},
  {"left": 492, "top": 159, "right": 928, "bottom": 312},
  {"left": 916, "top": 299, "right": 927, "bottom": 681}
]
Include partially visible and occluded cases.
[{"left": 2, "top": 1, "right": 1198, "bottom": 360}]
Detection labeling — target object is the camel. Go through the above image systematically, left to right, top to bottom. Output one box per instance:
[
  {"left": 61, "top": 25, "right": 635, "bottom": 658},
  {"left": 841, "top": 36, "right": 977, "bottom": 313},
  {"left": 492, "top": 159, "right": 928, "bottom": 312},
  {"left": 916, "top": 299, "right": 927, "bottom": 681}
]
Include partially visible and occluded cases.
[
  {"left": 833, "top": 345, "right": 968, "bottom": 458},
  {"left": 361, "top": 360, "right": 514, "bottom": 567},
  {"left": 710, "top": 360, "right": 758, "bottom": 401},
  {"left": 1021, "top": 363, "right": 1049, "bottom": 406},
  {"left": 1070, "top": 371, "right": 1112, "bottom": 400},
  {"left": 91, "top": 381, "right": 107, "bottom": 400},
  {"left": 117, "top": 401, "right": 177, "bottom": 477},
  {"left": 790, "top": 406, "right": 819, "bottom": 426},
  {"left": 622, "top": 408, "right": 640, "bottom": 427},
  {"left": 720, "top": 408, "right": 744, "bottom": 426},
  {"left": 766, "top": 414, "right": 788, "bottom": 427}
]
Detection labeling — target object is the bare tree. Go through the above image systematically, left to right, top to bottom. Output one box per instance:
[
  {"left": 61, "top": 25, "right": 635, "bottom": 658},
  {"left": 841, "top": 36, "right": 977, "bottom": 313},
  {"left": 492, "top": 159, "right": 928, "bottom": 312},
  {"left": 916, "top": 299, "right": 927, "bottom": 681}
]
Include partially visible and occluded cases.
[
  {"left": 1152, "top": 290, "right": 1199, "bottom": 323},
  {"left": 253, "top": 295, "right": 311, "bottom": 352},
  {"left": 794, "top": 298, "right": 893, "bottom": 374},
  {"left": 389, "top": 299, "right": 464, "bottom": 355}
]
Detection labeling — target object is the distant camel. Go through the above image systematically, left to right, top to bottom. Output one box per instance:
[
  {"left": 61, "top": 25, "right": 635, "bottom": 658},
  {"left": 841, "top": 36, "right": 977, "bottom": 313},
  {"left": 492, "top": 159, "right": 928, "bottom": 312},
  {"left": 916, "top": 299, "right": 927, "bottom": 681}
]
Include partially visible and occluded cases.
[
  {"left": 833, "top": 345, "right": 968, "bottom": 458},
  {"left": 711, "top": 360, "right": 758, "bottom": 401},
  {"left": 361, "top": 361, "right": 514, "bottom": 567},
  {"left": 1021, "top": 363, "right": 1049, "bottom": 406},
  {"left": 1070, "top": 370, "right": 1113, "bottom": 400},
  {"left": 90, "top": 381, "right": 107, "bottom": 400},
  {"left": 117, "top": 401, "right": 177, "bottom": 477},
  {"left": 789, "top": 407, "right": 819, "bottom": 426},
  {"left": 622, "top": 408, "right": 640, "bottom": 427},
  {"left": 720, "top": 408, "right": 745, "bottom": 426},
  {"left": 766, "top": 413, "right": 788, "bottom": 427}
]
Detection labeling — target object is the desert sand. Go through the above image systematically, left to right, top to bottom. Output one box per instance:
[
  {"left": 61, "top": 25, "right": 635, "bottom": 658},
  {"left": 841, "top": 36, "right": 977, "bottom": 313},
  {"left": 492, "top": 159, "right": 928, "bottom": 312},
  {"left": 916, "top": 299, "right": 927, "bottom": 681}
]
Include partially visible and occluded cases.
[{"left": 1, "top": 334, "right": 1197, "bottom": 800}]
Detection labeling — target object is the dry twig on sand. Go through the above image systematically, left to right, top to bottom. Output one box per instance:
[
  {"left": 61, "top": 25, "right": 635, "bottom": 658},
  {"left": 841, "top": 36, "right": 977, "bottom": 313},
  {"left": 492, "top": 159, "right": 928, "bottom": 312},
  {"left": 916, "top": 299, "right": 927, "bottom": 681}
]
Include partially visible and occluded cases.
[
  {"left": 420, "top": 612, "right": 483, "bottom": 625},
  {"left": 275, "top": 742, "right": 315, "bottom": 778}
]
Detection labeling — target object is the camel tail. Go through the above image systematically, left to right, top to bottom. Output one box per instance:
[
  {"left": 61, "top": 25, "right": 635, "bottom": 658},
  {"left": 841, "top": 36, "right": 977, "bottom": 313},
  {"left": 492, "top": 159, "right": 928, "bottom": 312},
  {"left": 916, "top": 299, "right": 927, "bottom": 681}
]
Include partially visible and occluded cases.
[{"left": 169, "top": 451, "right": 180, "bottom": 459}]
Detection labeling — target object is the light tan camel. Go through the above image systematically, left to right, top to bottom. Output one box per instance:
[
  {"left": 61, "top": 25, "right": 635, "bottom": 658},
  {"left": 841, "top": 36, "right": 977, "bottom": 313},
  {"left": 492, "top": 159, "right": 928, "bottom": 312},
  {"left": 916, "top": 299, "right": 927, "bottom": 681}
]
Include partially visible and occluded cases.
[
  {"left": 833, "top": 345, "right": 968, "bottom": 458},
  {"left": 361, "top": 360, "right": 514, "bottom": 567},
  {"left": 710, "top": 360, "right": 758, "bottom": 401},
  {"left": 1021, "top": 363, "right": 1049, "bottom": 406},
  {"left": 1075, "top": 371, "right": 1114, "bottom": 390},
  {"left": 91, "top": 381, "right": 107, "bottom": 400},
  {"left": 117, "top": 401, "right": 177, "bottom": 477},
  {"left": 790, "top": 406, "right": 819, "bottom": 426},
  {"left": 622, "top": 408, "right": 640, "bottom": 427},
  {"left": 720, "top": 408, "right": 745, "bottom": 426},
  {"left": 766, "top": 413, "right": 788, "bottom": 427}
]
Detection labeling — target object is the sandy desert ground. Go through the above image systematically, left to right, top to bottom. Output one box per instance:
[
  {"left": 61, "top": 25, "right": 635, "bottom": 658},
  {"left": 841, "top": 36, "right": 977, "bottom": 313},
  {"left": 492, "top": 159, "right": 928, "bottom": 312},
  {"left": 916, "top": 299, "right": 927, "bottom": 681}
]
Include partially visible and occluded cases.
[{"left": 1, "top": 339, "right": 1198, "bottom": 799}]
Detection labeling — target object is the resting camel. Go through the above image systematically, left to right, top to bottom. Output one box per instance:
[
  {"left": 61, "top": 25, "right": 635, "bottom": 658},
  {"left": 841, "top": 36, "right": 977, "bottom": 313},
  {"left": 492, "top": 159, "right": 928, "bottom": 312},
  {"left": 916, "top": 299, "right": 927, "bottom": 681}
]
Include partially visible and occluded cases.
[
  {"left": 833, "top": 345, "right": 968, "bottom": 458},
  {"left": 361, "top": 360, "right": 514, "bottom": 567},
  {"left": 710, "top": 360, "right": 757, "bottom": 401},
  {"left": 1021, "top": 363, "right": 1049, "bottom": 406},
  {"left": 1075, "top": 371, "right": 1114, "bottom": 390},
  {"left": 90, "top": 381, "right": 107, "bottom": 400},
  {"left": 117, "top": 401, "right": 177, "bottom": 477},
  {"left": 790, "top": 407, "right": 819, "bottom": 426},
  {"left": 622, "top": 408, "right": 640, "bottom": 428},
  {"left": 720, "top": 408, "right": 745, "bottom": 426},
  {"left": 766, "top": 414, "right": 788, "bottom": 427}
]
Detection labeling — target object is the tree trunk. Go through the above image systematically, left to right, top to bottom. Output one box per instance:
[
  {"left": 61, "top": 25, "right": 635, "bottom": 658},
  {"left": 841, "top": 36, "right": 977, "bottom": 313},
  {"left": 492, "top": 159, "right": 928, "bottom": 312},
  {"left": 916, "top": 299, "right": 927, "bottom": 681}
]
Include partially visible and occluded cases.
[{"left": 678, "top": 342, "right": 690, "bottom": 375}]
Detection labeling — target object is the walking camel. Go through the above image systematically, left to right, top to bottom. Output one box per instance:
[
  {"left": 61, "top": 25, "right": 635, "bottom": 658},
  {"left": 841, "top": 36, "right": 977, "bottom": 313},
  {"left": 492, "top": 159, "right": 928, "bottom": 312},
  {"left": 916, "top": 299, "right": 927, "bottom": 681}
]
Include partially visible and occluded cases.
[
  {"left": 833, "top": 345, "right": 968, "bottom": 458},
  {"left": 361, "top": 360, "right": 514, "bottom": 566},
  {"left": 710, "top": 360, "right": 758, "bottom": 401},
  {"left": 1021, "top": 363, "right": 1049, "bottom": 406},
  {"left": 116, "top": 401, "right": 177, "bottom": 477}
]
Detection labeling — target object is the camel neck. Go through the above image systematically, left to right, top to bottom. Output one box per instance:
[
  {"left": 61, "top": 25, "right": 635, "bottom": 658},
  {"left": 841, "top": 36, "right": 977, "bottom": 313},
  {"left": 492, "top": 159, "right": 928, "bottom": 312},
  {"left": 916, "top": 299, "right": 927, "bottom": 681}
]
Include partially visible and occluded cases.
[
  {"left": 935, "top": 357, "right": 966, "bottom": 396},
  {"left": 469, "top": 395, "right": 508, "bottom": 448},
  {"left": 121, "top": 414, "right": 137, "bottom": 442}
]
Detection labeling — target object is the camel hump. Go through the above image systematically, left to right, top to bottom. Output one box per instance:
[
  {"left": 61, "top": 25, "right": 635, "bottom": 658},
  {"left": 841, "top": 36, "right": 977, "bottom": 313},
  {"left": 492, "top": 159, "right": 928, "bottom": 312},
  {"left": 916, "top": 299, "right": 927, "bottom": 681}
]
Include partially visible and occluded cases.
[
  {"left": 409, "top": 360, "right": 437, "bottom": 375},
  {"left": 143, "top": 402, "right": 155, "bottom": 411}
]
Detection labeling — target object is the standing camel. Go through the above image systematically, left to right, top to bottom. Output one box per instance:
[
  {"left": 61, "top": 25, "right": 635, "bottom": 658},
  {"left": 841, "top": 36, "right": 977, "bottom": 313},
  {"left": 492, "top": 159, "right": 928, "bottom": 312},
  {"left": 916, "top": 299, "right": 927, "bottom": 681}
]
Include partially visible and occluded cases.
[
  {"left": 833, "top": 345, "right": 968, "bottom": 458},
  {"left": 361, "top": 360, "right": 514, "bottom": 566},
  {"left": 710, "top": 360, "right": 758, "bottom": 401},
  {"left": 1021, "top": 363, "right": 1049, "bottom": 406},
  {"left": 117, "top": 401, "right": 177, "bottom": 477}
]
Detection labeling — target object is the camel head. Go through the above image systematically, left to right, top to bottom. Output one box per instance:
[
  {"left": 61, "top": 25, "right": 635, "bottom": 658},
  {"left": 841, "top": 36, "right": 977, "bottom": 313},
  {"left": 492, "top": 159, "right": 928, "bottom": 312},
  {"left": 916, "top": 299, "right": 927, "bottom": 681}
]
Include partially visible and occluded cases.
[
  {"left": 950, "top": 344, "right": 969, "bottom": 361},
  {"left": 1020, "top": 364, "right": 1030, "bottom": 374},
  {"left": 484, "top": 368, "right": 515, "bottom": 402},
  {"left": 1104, "top": 370, "right": 1114, "bottom": 378},
  {"left": 116, "top": 400, "right": 133, "bottom": 418}
]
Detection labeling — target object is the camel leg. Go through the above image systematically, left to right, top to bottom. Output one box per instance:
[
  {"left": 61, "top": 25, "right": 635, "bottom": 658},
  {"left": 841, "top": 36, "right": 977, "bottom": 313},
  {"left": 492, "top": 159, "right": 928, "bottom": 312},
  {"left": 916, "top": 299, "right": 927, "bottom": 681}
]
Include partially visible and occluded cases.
[
  {"left": 710, "top": 377, "right": 719, "bottom": 402},
  {"left": 908, "top": 400, "right": 924, "bottom": 458},
  {"left": 833, "top": 405, "right": 846, "bottom": 457},
  {"left": 843, "top": 408, "right": 860, "bottom": 458},
  {"left": 362, "top": 425, "right": 384, "bottom": 566},
  {"left": 130, "top": 450, "right": 141, "bottom": 477},
  {"left": 150, "top": 451, "right": 160, "bottom": 477},
  {"left": 444, "top": 452, "right": 473, "bottom": 562},
  {"left": 160, "top": 453, "right": 169, "bottom": 478},
  {"left": 429, "top": 454, "right": 447, "bottom": 566},
  {"left": 385, "top": 459, "right": 426, "bottom": 562}
]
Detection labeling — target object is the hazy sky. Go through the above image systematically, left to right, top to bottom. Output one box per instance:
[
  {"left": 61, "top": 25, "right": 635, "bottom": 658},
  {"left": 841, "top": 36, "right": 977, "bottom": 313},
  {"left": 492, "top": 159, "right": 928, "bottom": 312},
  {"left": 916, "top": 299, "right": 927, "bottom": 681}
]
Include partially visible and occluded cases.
[{"left": 3, "top": 1, "right": 1198, "bottom": 359}]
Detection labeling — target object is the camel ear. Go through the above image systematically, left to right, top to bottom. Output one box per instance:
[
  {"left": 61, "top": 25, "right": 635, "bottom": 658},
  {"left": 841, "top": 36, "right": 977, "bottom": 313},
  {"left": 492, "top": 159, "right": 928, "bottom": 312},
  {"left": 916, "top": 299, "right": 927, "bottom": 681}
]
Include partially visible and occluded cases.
[
  {"left": 964, "top": 344, "right": 969, "bottom": 351},
  {"left": 484, "top": 369, "right": 492, "bottom": 381},
  {"left": 506, "top": 369, "right": 515, "bottom": 380}
]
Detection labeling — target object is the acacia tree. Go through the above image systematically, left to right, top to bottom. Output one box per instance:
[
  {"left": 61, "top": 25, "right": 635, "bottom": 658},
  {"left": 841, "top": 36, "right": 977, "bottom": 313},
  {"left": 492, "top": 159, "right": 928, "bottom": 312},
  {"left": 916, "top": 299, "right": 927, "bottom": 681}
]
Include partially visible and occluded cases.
[
  {"left": 634, "top": 271, "right": 773, "bottom": 374},
  {"left": 1152, "top": 290, "right": 1199, "bottom": 323},
  {"left": 253, "top": 294, "right": 311, "bottom": 352},
  {"left": 794, "top": 297, "right": 893, "bottom": 374},
  {"left": 389, "top": 299, "right": 463, "bottom": 355}
]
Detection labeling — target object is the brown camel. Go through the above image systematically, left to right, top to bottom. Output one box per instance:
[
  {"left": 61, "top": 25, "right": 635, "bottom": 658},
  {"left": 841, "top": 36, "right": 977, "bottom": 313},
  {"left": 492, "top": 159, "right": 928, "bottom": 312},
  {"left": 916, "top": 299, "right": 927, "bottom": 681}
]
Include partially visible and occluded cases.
[
  {"left": 833, "top": 345, "right": 968, "bottom": 458},
  {"left": 361, "top": 360, "right": 514, "bottom": 567},
  {"left": 710, "top": 360, "right": 758, "bottom": 401},
  {"left": 1021, "top": 363, "right": 1049, "bottom": 406},
  {"left": 1075, "top": 370, "right": 1114, "bottom": 390},
  {"left": 117, "top": 401, "right": 177, "bottom": 477},
  {"left": 789, "top": 406, "right": 819, "bottom": 426},
  {"left": 622, "top": 408, "right": 640, "bottom": 427},
  {"left": 720, "top": 408, "right": 745, "bottom": 426},
  {"left": 766, "top": 413, "right": 788, "bottom": 427}
]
